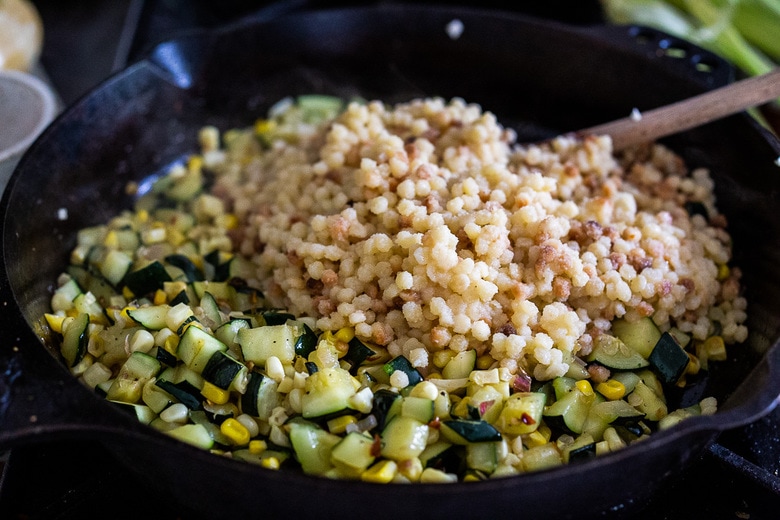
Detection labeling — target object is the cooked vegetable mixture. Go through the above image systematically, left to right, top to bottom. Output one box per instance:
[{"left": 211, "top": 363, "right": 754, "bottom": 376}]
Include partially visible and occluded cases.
[{"left": 45, "top": 96, "right": 747, "bottom": 483}]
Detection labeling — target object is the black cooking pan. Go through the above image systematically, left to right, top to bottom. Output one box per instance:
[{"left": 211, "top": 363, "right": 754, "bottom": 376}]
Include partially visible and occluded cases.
[{"left": 2, "top": 5, "right": 779, "bottom": 519}]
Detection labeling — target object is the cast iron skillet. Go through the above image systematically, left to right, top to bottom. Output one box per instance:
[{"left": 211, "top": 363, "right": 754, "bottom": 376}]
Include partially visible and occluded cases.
[{"left": 2, "top": 5, "right": 780, "bottom": 519}]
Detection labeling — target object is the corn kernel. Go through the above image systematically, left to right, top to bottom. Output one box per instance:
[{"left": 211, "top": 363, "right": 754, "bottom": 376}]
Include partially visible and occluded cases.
[
  {"left": 254, "top": 119, "right": 277, "bottom": 136},
  {"left": 188, "top": 155, "right": 203, "bottom": 174},
  {"left": 136, "top": 209, "right": 149, "bottom": 223},
  {"left": 216, "top": 213, "right": 239, "bottom": 231},
  {"left": 103, "top": 230, "right": 119, "bottom": 249},
  {"left": 717, "top": 263, "right": 730, "bottom": 281},
  {"left": 122, "top": 286, "right": 135, "bottom": 300},
  {"left": 153, "top": 289, "right": 167, "bottom": 305},
  {"left": 44, "top": 313, "right": 66, "bottom": 334},
  {"left": 334, "top": 327, "right": 355, "bottom": 343},
  {"left": 163, "top": 334, "right": 179, "bottom": 354},
  {"left": 703, "top": 336, "right": 727, "bottom": 361},
  {"left": 685, "top": 353, "right": 701, "bottom": 376},
  {"left": 476, "top": 354, "right": 494, "bottom": 370},
  {"left": 575, "top": 379, "right": 594, "bottom": 396},
  {"left": 596, "top": 380, "right": 626, "bottom": 400},
  {"left": 202, "top": 381, "right": 230, "bottom": 405},
  {"left": 327, "top": 415, "right": 358, "bottom": 434},
  {"left": 220, "top": 418, "right": 251, "bottom": 445},
  {"left": 526, "top": 430, "right": 548, "bottom": 448},
  {"left": 249, "top": 439, "right": 268, "bottom": 455},
  {"left": 261, "top": 456, "right": 280, "bottom": 470},
  {"left": 361, "top": 460, "right": 397, "bottom": 483},
  {"left": 463, "top": 472, "right": 483, "bottom": 482}
]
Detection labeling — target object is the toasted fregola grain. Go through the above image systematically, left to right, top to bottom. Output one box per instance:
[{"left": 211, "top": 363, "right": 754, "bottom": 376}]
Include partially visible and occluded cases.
[{"left": 209, "top": 97, "right": 747, "bottom": 382}]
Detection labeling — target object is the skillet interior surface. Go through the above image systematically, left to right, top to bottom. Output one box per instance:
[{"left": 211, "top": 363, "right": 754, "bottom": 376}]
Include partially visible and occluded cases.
[{"left": 2, "top": 5, "right": 780, "bottom": 519}]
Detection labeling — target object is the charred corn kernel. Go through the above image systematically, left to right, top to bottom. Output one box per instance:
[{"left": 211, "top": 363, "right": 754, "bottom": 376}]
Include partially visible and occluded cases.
[
  {"left": 254, "top": 118, "right": 277, "bottom": 136},
  {"left": 103, "top": 230, "right": 119, "bottom": 248},
  {"left": 717, "top": 263, "right": 730, "bottom": 281},
  {"left": 153, "top": 289, "right": 167, "bottom": 305},
  {"left": 44, "top": 313, "right": 66, "bottom": 334},
  {"left": 334, "top": 327, "right": 355, "bottom": 343},
  {"left": 703, "top": 336, "right": 727, "bottom": 361},
  {"left": 686, "top": 353, "right": 701, "bottom": 376},
  {"left": 476, "top": 354, "right": 494, "bottom": 370},
  {"left": 575, "top": 379, "right": 594, "bottom": 396},
  {"left": 596, "top": 379, "right": 626, "bottom": 400},
  {"left": 202, "top": 381, "right": 230, "bottom": 405},
  {"left": 327, "top": 415, "right": 358, "bottom": 434},
  {"left": 221, "top": 418, "right": 251, "bottom": 445},
  {"left": 248, "top": 439, "right": 268, "bottom": 455},
  {"left": 261, "top": 456, "right": 281, "bottom": 470},
  {"left": 361, "top": 460, "right": 397, "bottom": 483}
]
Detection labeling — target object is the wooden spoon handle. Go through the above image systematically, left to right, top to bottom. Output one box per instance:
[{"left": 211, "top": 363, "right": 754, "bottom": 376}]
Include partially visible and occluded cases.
[{"left": 576, "top": 67, "right": 780, "bottom": 150}]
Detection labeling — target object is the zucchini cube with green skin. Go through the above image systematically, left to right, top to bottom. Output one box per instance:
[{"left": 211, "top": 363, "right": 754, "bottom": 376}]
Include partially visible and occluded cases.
[
  {"left": 61, "top": 312, "right": 89, "bottom": 367},
  {"left": 610, "top": 317, "right": 662, "bottom": 359},
  {"left": 238, "top": 324, "right": 296, "bottom": 366},
  {"left": 177, "top": 325, "right": 228, "bottom": 373},
  {"left": 648, "top": 332, "right": 690, "bottom": 385},
  {"left": 587, "top": 334, "right": 649, "bottom": 370},
  {"left": 442, "top": 349, "right": 476, "bottom": 379},
  {"left": 106, "top": 351, "right": 162, "bottom": 404},
  {"left": 301, "top": 366, "right": 360, "bottom": 418},
  {"left": 631, "top": 380, "right": 668, "bottom": 421},
  {"left": 543, "top": 384, "right": 598, "bottom": 435},
  {"left": 496, "top": 392, "right": 547, "bottom": 435},
  {"left": 401, "top": 396, "right": 435, "bottom": 423},
  {"left": 581, "top": 400, "right": 645, "bottom": 441},
  {"left": 381, "top": 416, "right": 429, "bottom": 461},
  {"left": 288, "top": 419, "right": 341, "bottom": 476},
  {"left": 440, "top": 419, "right": 502, "bottom": 445},
  {"left": 330, "top": 431, "right": 377, "bottom": 476},
  {"left": 466, "top": 441, "right": 499, "bottom": 474}
]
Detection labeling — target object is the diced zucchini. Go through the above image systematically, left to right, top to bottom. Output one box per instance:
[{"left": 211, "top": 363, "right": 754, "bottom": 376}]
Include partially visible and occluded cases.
[
  {"left": 100, "top": 249, "right": 133, "bottom": 286},
  {"left": 164, "top": 254, "right": 204, "bottom": 282},
  {"left": 123, "top": 260, "right": 172, "bottom": 297},
  {"left": 199, "top": 292, "right": 224, "bottom": 328},
  {"left": 127, "top": 305, "right": 169, "bottom": 330},
  {"left": 61, "top": 312, "right": 89, "bottom": 367},
  {"left": 610, "top": 317, "right": 662, "bottom": 359},
  {"left": 215, "top": 318, "right": 251, "bottom": 349},
  {"left": 293, "top": 322, "right": 318, "bottom": 358},
  {"left": 238, "top": 324, "right": 296, "bottom": 366},
  {"left": 177, "top": 325, "right": 228, "bottom": 373},
  {"left": 648, "top": 332, "right": 690, "bottom": 385},
  {"left": 587, "top": 334, "right": 649, "bottom": 370},
  {"left": 343, "top": 336, "right": 377, "bottom": 373},
  {"left": 442, "top": 350, "right": 476, "bottom": 379},
  {"left": 106, "top": 351, "right": 162, "bottom": 403},
  {"left": 201, "top": 351, "right": 248, "bottom": 391},
  {"left": 383, "top": 355, "right": 423, "bottom": 386},
  {"left": 301, "top": 366, "right": 358, "bottom": 418},
  {"left": 241, "top": 372, "right": 281, "bottom": 420},
  {"left": 142, "top": 378, "right": 174, "bottom": 413},
  {"left": 155, "top": 379, "right": 203, "bottom": 410},
  {"left": 631, "top": 380, "right": 668, "bottom": 422},
  {"left": 543, "top": 382, "right": 597, "bottom": 434},
  {"left": 372, "top": 388, "right": 403, "bottom": 430},
  {"left": 496, "top": 392, "right": 547, "bottom": 435},
  {"left": 401, "top": 396, "right": 435, "bottom": 424},
  {"left": 581, "top": 399, "right": 645, "bottom": 441},
  {"left": 110, "top": 401, "right": 157, "bottom": 425},
  {"left": 380, "top": 416, "right": 429, "bottom": 461},
  {"left": 288, "top": 419, "right": 341, "bottom": 476},
  {"left": 440, "top": 419, "right": 502, "bottom": 445},
  {"left": 167, "top": 423, "right": 214, "bottom": 450},
  {"left": 330, "top": 431, "right": 377, "bottom": 476},
  {"left": 563, "top": 434, "right": 597, "bottom": 464},
  {"left": 419, "top": 441, "right": 462, "bottom": 473},
  {"left": 466, "top": 441, "right": 498, "bottom": 474},
  {"left": 521, "top": 443, "right": 563, "bottom": 472}
]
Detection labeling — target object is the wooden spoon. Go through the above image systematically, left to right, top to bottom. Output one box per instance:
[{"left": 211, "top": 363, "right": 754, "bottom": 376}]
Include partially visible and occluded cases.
[{"left": 574, "top": 67, "right": 780, "bottom": 151}]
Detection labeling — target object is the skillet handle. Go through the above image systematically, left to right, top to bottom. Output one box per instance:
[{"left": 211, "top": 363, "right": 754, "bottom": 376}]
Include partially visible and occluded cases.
[{"left": 0, "top": 311, "right": 139, "bottom": 449}]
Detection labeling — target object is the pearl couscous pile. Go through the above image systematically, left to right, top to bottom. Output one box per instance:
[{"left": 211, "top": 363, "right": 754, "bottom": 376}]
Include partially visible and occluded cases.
[{"left": 213, "top": 97, "right": 746, "bottom": 382}]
